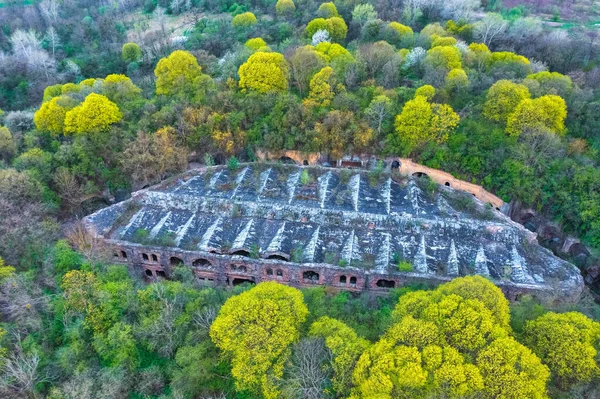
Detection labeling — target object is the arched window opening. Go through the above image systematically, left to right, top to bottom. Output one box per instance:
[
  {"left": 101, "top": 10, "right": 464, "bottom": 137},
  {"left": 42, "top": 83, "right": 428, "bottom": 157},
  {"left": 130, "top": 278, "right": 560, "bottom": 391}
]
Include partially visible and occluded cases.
[
  {"left": 303, "top": 160, "right": 309, "bottom": 165},
  {"left": 391, "top": 160, "right": 400, "bottom": 169},
  {"left": 412, "top": 172, "right": 429, "bottom": 179},
  {"left": 445, "top": 182, "right": 450, "bottom": 187},
  {"left": 120, "top": 250, "right": 127, "bottom": 259},
  {"left": 232, "top": 250, "right": 251, "bottom": 257},
  {"left": 113, "top": 252, "right": 119, "bottom": 259},
  {"left": 142, "top": 253, "right": 149, "bottom": 261},
  {"left": 151, "top": 254, "right": 158, "bottom": 262},
  {"left": 267, "top": 254, "right": 287, "bottom": 261},
  {"left": 170, "top": 256, "right": 184, "bottom": 266},
  {"left": 193, "top": 258, "right": 212, "bottom": 267},
  {"left": 238, "top": 265, "right": 247, "bottom": 273},
  {"left": 266, "top": 268, "right": 273, "bottom": 276},
  {"left": 145, "top": 269, "right": 153, "bottom": 277},
  {"left": 276, "top": 269, "right": 283, "bottom": 280},
  {"left": 156, "top": 270, "right": 166, "bottom": 278},
  {"left": 303, "top": 271, "right": 320, "bottom": 283},
  {"left": 339, "top": 275, "right": 347, "bottom": 284},
  {"left": 350, "top": 276, "right": 357, "bottom": 286},
  {"left": 232, "top": 278, "right": 255, "bottom": 286},
  {"left": 376, "top": 279, "right": 395, "bottom": 288}
]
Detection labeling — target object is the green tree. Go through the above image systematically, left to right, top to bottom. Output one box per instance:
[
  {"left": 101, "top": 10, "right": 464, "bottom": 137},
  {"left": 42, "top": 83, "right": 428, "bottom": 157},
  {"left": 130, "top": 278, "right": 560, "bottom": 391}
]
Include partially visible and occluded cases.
[
  {"left": 352, "top": 4, "right": 377, "bottom": 27},
  {"left": 232, "top": 12, "right": 257, "bottom": 28},
  {"left": 306, "top": 17, "right": 348, "bottom": 42},
  {"left": 387, "top": 22, "right": 413, "bottom": 46},
  {"left": 121, "top": 42, "right": 142, "bottom": 63},
  {"left": 425, "top": 45, "right": 462, "bottom": 70},
  {"left": 154, "top": 50, "right": 213, "bottom": 100},
  {"left": 238, "top": 52, "right": 289, "bottom": 93},
  {"left": 445, "top": 68, "right": 468, "bottom": 91},
  {"left": 524, "top": 71, "right": 573, "bottom": 98},
  {"left": 483, "top": 80, "right": 531, "bottom": 124},
  {"left": 64, "top": 93, "right": 122, "bottom": 134},
  {"left": 0, "top": 257, "right": 15, "bottom": 283},
  {"left": 210, "top": 282, "right": 309, "bottom": 399},
  {"left": 523, "top": 312, "right": 600, "bottom": 387}
]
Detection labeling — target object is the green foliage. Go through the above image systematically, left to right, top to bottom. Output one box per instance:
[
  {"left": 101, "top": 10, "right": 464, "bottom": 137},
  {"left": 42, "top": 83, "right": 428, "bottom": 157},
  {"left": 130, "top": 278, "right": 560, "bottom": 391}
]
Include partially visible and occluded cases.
[
  {"left": 275, "top": 0, "right": 295, "bottom": 16},
  {"left": 317, "top": 1, "right": 338, "bottom": 18},
  {"left": 121, "top": 42, "right": 142, "bottom": 63},
  {"left": 483, "top": 80, "right": 531, "bottom": 124},
  {"left": 64, "top": 93, "right": 122, "bottom": 134},
  {"left": 506, "top": 95, "right": 567, "bottom": 137},
  {"left": 227, "top": 156, "right": 239, "bottom": 170},
  {"left": 53, "top": 240, "right": 83, "bottom": 276},
  {"left": 398, "top": 261, "right": 412, "bottom": 272}
]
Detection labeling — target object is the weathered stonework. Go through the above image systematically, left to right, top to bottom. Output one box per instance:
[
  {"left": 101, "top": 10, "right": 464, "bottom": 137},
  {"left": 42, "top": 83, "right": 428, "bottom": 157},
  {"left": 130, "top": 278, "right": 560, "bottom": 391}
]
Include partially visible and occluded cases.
[{"left": 86, "top": 163, "right": 583, "bottom": 302}]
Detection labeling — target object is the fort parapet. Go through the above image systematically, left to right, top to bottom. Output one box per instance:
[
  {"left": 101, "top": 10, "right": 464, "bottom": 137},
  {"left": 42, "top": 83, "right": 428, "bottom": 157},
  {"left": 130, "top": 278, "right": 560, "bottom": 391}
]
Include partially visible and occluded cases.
[{"left": 83, "top": 163, "right": 583, "bottom": 302}]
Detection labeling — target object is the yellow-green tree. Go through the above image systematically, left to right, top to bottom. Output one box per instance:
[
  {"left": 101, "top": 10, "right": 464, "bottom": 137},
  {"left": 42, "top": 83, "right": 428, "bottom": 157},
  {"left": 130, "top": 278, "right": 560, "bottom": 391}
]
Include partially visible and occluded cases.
[
  {"left": 275, "top": 0, "right": 295, "bottom": 16},
  {"left": 317, "top": 1, "right": 338, "bottom": 18},
  {"left": 232, "top": 12, "right": 257, "bottom": 28},
  {"left": 306, "top": 17, "right": 348, "bottom": 42},
  {"left": 387, "top": 22, "right": 413, "bottom": 45},
  {"left": 431, "top": 35, "right": 457, "bottom": 48},
  {"left": 244, "top": 37, "right": 269, "bottom": 51},
  {"left": 121, "top": 42, "right": 142, "bottom": 63},
  {"left": 465, "top": 42, "right": 491, "bottom": 72},
  {"left": 425, "top": 45, "right": 462, "bottom": 70},
  {"left": 154, "top": 50, "right": 213, "bottom": 100},
  {"left": 238, "top": 52, "right": 289, "bottom": 93},
  {"left": 304, "top": 66, "right": 334, "bottom": 107},
  {"left": 445, "top": 68, "right": 468, "bottom": 90},
  {"left": 524, "top": 71, "right": 573, "bottom": 98},
  {"left": 102, "top": 74, "right": 142, "bottom": 103},
  {"left": 483, "top": 80, "right": 531, "bottom": 124},
  {"left": 43, "top": 84, "right": 63, "bottom": 102},
  {"left": 415, "top": 84, "right": 435, "bottom": 100},
  {"left": 64, "top": 93, "right": 122, "bottom": 134},
  {"left": 391, "top": 94, "right": 459, "bottom": 154},
  {"left": 505, "top": 94, "right": 567, "bottom": 137},
  {"left": 33, "top": 96, "right": 73, "bottom": 136},
  {"left": 0, "top": 126, "right": 16, "bottom": 161},
  {"left": 0, "top": 257, "right": 15, "bottom": 283},
  {"left": 436, "top": 276, "right": 511, "bottom": 330},
  {"left": 210, "top": 282, "right": 308, "bottom": 399},
  {"left": 523, "top": 312, "right": 600, "bottom": 387},
  {"left": 351, "top": 315, "right": 484, "bottom": 398},
  {"left": 310, "top": 317, "right": 370, "bottom": 396},
  {"left": 477, "top": 337, "right": 550, "bottom": 399}
]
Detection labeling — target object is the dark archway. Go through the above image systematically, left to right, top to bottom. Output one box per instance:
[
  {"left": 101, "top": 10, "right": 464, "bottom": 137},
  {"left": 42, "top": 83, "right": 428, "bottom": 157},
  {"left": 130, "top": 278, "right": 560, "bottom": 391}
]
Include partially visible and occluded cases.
[
  {"left": 279, "top": 156, "right": 297, "bottom": 165},
  {"left": 303, "top": 160, "right": 309, "bottom": 165},
  {"left": 391, "top": 160, "right": 400, "bottom": 169},
  {"left": 412, "top": 172, "right": 429, "bottom": 179},
  {"left": 445, "top": 182, "right": 451, "bottom": 187},
  {"left": 120, "top": 250, "right": 128, "bottom": 259},
  {"left": 232, "top": 250, "right": 251, "bottom": 257},
  {"left": 142, "top": 253, "right": 149, "bottom": 261},
  {"left": 151, "top": 254, "right": 158, "bottom": 262},
  {"left": 267, "top": 254, "right": 288, "bottom": 261},
  {"left": 170, "top": 256, "right": 184, "bottom": 266},
  {"left": 193, "top": 258, "right": 212, "bottom": 267},
  {"left": 266, "top": 268, "right": 273, "bottom": 276},
  {"left": 145, "top": 269, "right": 153, "bottom": 277},
  {"left": 276, "top": 269, "right": 283, "bottom": 280},
  {"left": 156, "top": 270, "right": 166, "bottom": 278},
  {"left": 303, "top": 271, "right": 320, "bottom": 283},
  {"left": 339, "top": 275, "right": 347, "bottom": 284},
  {"left": 350, "top": 276, "right": 357, "bottom": 286},
  {"left": 232, "top": 278, "right": 255, "bottom": 286},
  {"left": 376, "top": 279, "right": 395, "bottom": 288}
]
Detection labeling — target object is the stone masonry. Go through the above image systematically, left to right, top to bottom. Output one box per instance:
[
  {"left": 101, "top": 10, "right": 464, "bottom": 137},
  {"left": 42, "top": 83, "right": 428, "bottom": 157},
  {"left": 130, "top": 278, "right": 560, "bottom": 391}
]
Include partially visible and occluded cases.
[{"left": 83, "top": 163, "right": 583, "bottom": 302}]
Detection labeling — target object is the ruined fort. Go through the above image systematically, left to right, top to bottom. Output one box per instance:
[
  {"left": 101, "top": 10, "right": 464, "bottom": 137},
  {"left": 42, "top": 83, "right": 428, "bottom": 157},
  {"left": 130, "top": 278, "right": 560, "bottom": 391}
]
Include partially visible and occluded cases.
[{"left": 83, "top": 158, "right": 584, "bottom": 302}]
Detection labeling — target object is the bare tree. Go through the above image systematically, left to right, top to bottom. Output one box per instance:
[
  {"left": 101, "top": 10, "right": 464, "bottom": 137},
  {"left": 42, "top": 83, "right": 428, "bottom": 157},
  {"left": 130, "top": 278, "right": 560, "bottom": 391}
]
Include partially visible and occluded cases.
[
  {"left": 39, "top": 0, "right": 60, "bottom": 25},
  {"left": 473, "top": 13, "right": 508, "bottom": 47},
  {"left": 44, "top": 27, "right": 60, "bottom": 57},
  {"left": 192, "top": 306, "right": 218, "bottom": 331},
  {"left": 0, "top": 338, "right": 48, "bottom": 399},
  {"left": 281, "top": 338, "right": 331, "bottom": 399}
]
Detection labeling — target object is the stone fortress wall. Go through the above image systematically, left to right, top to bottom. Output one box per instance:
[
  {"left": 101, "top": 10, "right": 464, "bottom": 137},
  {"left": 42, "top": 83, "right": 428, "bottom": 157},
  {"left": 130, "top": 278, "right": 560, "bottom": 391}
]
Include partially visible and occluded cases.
[
  {"left": 255, "top": 150, "right": 506, "bottom": 211},
  {"left": 105, "top": 238, "right": 548, "bottom": 302}
]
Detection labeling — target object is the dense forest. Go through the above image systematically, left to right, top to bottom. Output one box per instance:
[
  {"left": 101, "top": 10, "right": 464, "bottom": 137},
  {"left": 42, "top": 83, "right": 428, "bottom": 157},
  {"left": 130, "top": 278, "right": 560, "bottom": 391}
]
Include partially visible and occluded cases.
[{"left": 1, "top": 0, "right": 600, "bottom": 397}]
